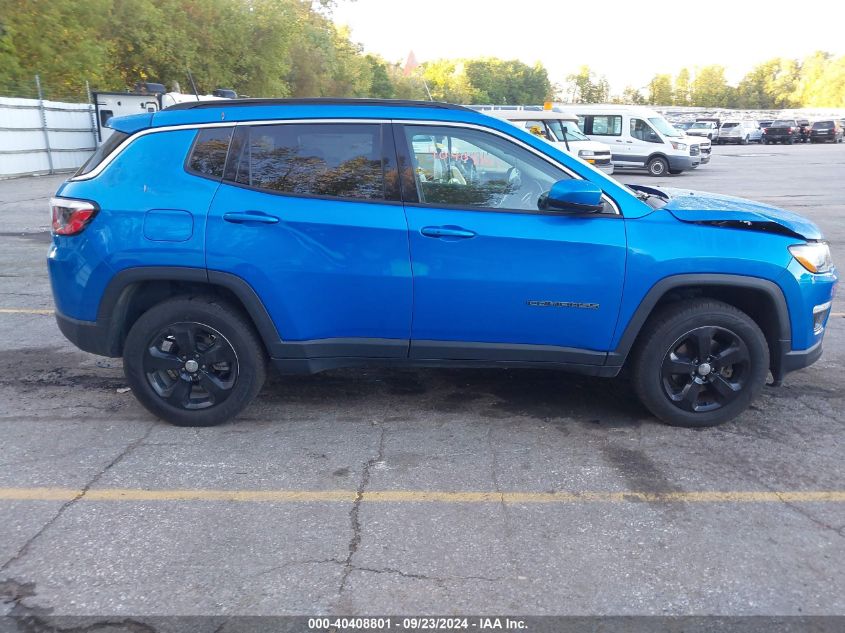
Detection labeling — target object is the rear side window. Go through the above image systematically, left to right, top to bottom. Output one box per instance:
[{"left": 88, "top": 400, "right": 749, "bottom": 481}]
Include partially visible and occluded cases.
[
  {"left": 582, "top": 115, "right": 622, "bottom": 136},
  {"left": 225, "top": 123, "right": 391, "bottom": 201},
  {"left": 187, "top": 127, "right": 233, "bottom": 179},
  {"left": 74, "top": 131, "right": 129, "bottom": 177}
]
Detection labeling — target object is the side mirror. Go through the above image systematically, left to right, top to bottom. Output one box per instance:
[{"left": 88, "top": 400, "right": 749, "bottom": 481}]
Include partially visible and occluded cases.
[{"left": 538, "top": 179, "right": 604, "bottom": 214}]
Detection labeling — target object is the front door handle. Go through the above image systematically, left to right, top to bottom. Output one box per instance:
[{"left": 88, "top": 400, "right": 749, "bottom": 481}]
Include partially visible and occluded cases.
[
  {"left": 223, "top": 211, "right": 279, "bottom": 224},
  {"left": 420, "top": 226, "right": 476, "bottom": 239}
]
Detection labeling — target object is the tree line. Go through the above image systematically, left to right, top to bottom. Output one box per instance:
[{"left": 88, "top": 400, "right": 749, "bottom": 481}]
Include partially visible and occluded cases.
[
  {"left": 0, "top": 0, "right": 552, "bottom": 104},
  {"left": 568, "top": 54, "right": 845, "bottom": 108}
]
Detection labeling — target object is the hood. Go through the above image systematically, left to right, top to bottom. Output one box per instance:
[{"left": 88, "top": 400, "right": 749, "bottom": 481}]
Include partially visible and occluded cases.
[{"left": 629, "top": 185, "right": 822, "bottom": 240}]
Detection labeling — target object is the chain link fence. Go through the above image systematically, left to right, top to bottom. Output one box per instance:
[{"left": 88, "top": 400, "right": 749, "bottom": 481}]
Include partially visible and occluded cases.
[{"left": 0, "top": 75, "right": 97, "bottom": 179}]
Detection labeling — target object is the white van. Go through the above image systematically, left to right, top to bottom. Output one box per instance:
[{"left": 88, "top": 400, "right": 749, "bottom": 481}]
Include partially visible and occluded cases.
[
  {"left": 554, "top": 105, "right": 704, "bottom": 176},
  {"left": 480, "top": 109, "right": 614, "bottom": 175}
]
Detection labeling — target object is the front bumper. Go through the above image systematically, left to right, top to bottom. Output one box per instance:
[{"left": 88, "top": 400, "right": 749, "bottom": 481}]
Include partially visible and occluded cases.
[{"left": 667, "top": 155, "right": 697, "bottom": 171}]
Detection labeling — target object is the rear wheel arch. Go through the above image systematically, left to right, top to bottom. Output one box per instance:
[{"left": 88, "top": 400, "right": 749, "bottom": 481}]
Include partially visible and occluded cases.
[
  {"left": 97, "top": 267, "right": 281, "bottom": 357},
  {"left": 610, "top": 274, "right": 790, "bottom": 374}
]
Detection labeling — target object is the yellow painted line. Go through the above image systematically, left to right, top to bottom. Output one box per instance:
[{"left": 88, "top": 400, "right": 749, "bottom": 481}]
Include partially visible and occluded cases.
[
  {"left": 0, "top": 308, "right": 54, "bottom": 315},
  {"left": 1, "top": 487, "right": 844, "bottom": 504}
]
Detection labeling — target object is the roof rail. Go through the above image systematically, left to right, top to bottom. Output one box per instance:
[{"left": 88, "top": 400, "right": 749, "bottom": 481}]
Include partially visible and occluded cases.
[{"left": 165, "top": 97, "right": 471, "bottom": 111}]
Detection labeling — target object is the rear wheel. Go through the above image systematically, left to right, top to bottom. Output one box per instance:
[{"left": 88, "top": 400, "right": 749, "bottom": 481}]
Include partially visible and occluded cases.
[
  {"left": 740, "top": 135, "right": 749, "bottom": 145},
  {"left": 647, "top": 156, "right": 669, "bottom": 177},
  {"left": 668, "top": 168, "right": 683, "bottom": 175},
  {"left": 123, "top": 296, "right": 266, "bottom": 426},
  {"left": 632, "top": 299, "right": 769, "bottom": 427}
]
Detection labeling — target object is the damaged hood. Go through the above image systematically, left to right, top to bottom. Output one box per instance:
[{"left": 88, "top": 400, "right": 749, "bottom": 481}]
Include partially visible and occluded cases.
[{"left": 630, "top": 185, "right": 822, "bottom": 240}]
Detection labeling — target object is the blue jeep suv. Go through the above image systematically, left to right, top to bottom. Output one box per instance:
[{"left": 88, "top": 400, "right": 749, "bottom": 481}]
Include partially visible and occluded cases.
[{"left": 48, "top": 99, "right": 837, "bottom": 427}]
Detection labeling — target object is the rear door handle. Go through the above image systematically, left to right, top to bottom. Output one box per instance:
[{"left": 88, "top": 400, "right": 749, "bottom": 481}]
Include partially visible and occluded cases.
[
  {"left": 223, "top": 211, "right": 279, "bottom": 224},
  {"left": 420, "top": 226, "right": 476, "bottom": 239}
]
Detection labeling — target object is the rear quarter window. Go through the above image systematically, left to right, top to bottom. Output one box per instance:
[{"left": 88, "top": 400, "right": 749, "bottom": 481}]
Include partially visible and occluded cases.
[
  {"left": 186, "top": 127, "right": 234, "bottom": 180},
  {"left": 74, "top": 131, "right": 129, "bottom": 177}
]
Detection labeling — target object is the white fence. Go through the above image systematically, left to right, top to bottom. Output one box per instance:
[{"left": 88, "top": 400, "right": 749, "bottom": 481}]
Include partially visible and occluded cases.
[{"left": 0, "top": 96, "right": 97, "bottom": 179}]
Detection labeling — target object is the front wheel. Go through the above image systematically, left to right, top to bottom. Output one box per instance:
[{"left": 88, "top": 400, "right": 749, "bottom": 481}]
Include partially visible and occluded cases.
[
  {"left": 740, "top": 135, "right": 748, "bottom": 145},
  {"left": 647, "top": 156, "right": 669, "bottom": 177},
  {"left": 123, "top": 296, "right": 267, "bottom": 426},
  {"left": 632, "top": 299, "right": 769, "bottom": 427}
]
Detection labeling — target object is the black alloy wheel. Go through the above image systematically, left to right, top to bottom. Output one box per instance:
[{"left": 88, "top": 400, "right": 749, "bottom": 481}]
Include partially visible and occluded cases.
[
  {"left": 123, "top": 296, "right": 266, "bottom": 426},
  {"left": 143, "top": 321, "right": 238, "bottom": 410},
  {"left": 660, "top": 326, "right": 749, "bottom": 413}
]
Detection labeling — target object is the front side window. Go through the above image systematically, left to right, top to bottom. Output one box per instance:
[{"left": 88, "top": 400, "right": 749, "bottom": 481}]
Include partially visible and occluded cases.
[
  {"left": 630, "top": 118, "right": 662, "bottom": 143},
  {"left": 517, "top": 120, "right": 553, "bottom": 141},
  {"left": 544, "top": 120, "right": 589, "bottom": 142},
  {"left": 225, "top": 123, "right": 390, "bottom": 201},
  {"left": 402, "top": 125, "right": 572, "bottom": 212},
  {"left": 187, "top": 127, "right": 233, "bottom": 179}
]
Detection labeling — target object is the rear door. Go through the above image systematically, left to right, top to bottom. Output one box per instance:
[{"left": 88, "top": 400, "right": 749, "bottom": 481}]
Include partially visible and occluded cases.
[
  {"left": 205, "top": 121, "right": 412, "bottom": 359},
  {"left": 395, "top": 122, "right": 627, "bottom": 362}
]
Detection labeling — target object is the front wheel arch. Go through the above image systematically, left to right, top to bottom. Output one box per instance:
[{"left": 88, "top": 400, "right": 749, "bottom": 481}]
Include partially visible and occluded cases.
[{"left": 609, "top": 275, "right": 790, "bottom": 378}]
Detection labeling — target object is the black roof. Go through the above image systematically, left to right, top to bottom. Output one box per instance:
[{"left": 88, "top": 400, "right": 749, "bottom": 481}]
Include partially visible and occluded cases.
[{"left": 165, "top": 97, "right": 469, "bottom": 111}]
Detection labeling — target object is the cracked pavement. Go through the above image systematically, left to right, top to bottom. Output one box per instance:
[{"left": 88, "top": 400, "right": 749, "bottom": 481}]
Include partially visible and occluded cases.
[{"left": 0, "top": 144, "right": 844, "bottom": 618}]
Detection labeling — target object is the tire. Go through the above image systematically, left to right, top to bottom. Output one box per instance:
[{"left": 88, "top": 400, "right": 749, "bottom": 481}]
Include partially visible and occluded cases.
[
  {"left": 740, "top": 135, "right": 748, "bottom": 145},
  {"left": 761, "top": 138, "right": 768, "bottom": 145},
  {"left": 786, "top": 138, "right": 794, "bottom": 145},
  {"left": 646, "top": 156, "right": 669, "bottom": 177},
  {"left": 668, "top": 169, "right": 683, "bottom": 175},
  {"left": 123, "top": 296, "right": 267, "bottom": 426},
  {"left": 631, "top": 299, "right": 769, "bottom": 428}
]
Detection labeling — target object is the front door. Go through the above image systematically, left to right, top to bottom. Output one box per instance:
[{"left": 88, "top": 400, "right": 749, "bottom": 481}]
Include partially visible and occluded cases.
[
  {"left": 205, "top": 122, "right": 412, "bottom": 358},
  {"left": 395, "top": 123, "right": 627, "bottom": 364}
]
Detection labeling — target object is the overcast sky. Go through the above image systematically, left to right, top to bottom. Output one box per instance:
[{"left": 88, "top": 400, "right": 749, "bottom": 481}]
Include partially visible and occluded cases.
[{"left": 332, "top": 0, "right": 844, "bottom": 94}]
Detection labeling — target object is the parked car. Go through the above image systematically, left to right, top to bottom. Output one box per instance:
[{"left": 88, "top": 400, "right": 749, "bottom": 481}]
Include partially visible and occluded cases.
[
  {"left": 49, "top": 98, "right": 836, "bottom": 428},
  {"left": 555, "top": 105, "right": 703, "bottom": 176},
  {"left": 482, "top": 109, "right": 614, "bottom": 174},
  {"left": 798, "top": 119, "right": 812, "bottom": 143},
  {"left": 717, "top": 120, "right": 762, "bottom": 144},
  {"left": 761, "top": 120, "right": 801, "bottom": 144},
  {"left": 809, "top": 120, "right": 844, "bottom": 143},
  {"left": 674, "top": 121, "right": 694, "bottom": 132},
  {"left": 686, "top": 121, "right": 719, "bottom": 141}
]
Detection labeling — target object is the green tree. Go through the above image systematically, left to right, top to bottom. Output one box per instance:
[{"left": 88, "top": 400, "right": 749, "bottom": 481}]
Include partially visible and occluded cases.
[
  {"left": 0, "top": 0, "right": 113, "bottom": 98},
  {"left": 365, "top": 55, "right": 394, "bottom": 98},
  {"left": 463, "top": 58, "right": 552, "bottom": 104},
  {"left": 565, "top": 65, "right": 609, "bottom": 103},
  {"left": 690, "top": 65, "right": 732, "bottom": 107},
  {"left": 673, "top": 68, "right": 691, "bottom": 106},
  {"left": 646, "top": 74, "right": 673, "bottom": 105},
  {"left": 610, "top": 86, "right": 645, "bottom": 105}
]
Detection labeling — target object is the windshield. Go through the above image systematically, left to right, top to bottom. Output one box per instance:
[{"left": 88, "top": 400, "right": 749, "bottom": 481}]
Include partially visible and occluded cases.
[
  {"left": 648, "top": 116, "right": 682, "bottom": 137},
  {"left": 544, "top": 120, "right": 589, "bottom": 142},
  {"left": 772, "top": 120, "right": 794, "bottom": 127},
  {"left": 813, "top": 121, "right": 834, "bottom": 129},
  {"left": 690, "top": 122, "right": 711, "bottom": 129},
  {"left": 721, "top": 122, "right": 739, "bottom": 129}
]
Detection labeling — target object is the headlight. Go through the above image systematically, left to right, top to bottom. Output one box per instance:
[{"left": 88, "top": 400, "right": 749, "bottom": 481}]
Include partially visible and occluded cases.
[
  {"left": 670, "top": 141, "right": 688, "bottom": 150},
  {"left": 578, "top": 150, "right": 595, "bottom": 157},
  {"left": 789, "top": 242, "right": 833, "bottom": 273}
]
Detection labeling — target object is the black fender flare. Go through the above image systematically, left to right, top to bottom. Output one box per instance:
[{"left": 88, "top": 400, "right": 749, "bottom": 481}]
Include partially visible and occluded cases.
[
  {"left": 96, "top": 266, "right": 281, "bottom": 356},
  {"left": 606, "top": 273, "right": 791, "bottom": 367}
]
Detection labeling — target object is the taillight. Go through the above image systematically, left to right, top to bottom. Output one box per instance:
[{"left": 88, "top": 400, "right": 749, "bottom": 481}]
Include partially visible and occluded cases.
[
  {"left": 788, "top": 127, "right": 794, "bottom": 133},
  {"left": 50, "top": 197, "right": 98, "bottom": 236}
]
